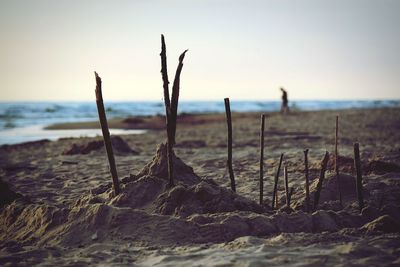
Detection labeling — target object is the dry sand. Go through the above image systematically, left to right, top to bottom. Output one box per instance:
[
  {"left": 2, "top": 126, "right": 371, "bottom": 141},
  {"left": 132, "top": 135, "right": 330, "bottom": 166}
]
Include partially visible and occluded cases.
[{"left": 1, "top": 108, "right": 400, "bottom": 266}]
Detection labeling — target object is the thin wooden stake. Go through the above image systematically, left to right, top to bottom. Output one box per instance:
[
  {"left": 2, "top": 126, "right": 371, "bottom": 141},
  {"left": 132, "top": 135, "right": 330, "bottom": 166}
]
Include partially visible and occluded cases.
[
  {"left": 160, "top": 35, "right": 174, "bottom": 187},
  {"left": 170, "top": 49, "right": 188, "bottom": 145},
  {"left": 94, "top": 72, "right": 121, "bottom": 196},
  {"left": 224, "top": 98, "right": 236, "bottom": 192},
  {"left": 259, "top": 114, "right": 266, "bottom": 205},
  {"left": 335, "top": 115, "right": 343, "bottom": 207},
  {"left": 354, "top": 143, "right": 364, "bottom": 211},
  {"left": 304, "top": 149, "right": 310, "bottom": 212},
  {"left": 313, "top": 151, "right": 330, "bottom": 211},
  {"left": 272, "top": 153, "right": 284, "bottom": 209},
  {"left": 284, "top": 165, "right": 290, "bottom": 207},
  {"left": 288, "top": 187, "right": 294, "bottom": 206}
]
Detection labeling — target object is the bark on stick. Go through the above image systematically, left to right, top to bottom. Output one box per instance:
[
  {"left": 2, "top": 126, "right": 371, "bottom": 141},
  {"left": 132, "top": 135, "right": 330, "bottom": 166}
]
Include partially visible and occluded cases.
[
  {"left": 160, "top": 35, "right": 174, "bottom": 187},
  {"left": 170, "top": 50, "right": 188, "bottom": 145},
  {"left": 94, "top": 72, "right": 121, "bottom": 196},
  {"left": 224, "top": 98, "right": 236, "bottom": 192},
  {"left": 259, "top": 114, "right": 266, "bottom": 205},
  {"left": 335, "top": 115, "right": 343, "bottom": 207},
  {"left": 354, "top": 143, "right": 364, "bottom": 211},
  {"left": 304, "top": 149, "right": 310, "bottom": 212},
  {"left": 313, "top": 151, "right": 330, "bottom": 211},
  {"left": 272, "top": 153, "right": 284, "bottom": 209},
  {"left": 284, "top": 165, "right": 290, "bottom": 207}
]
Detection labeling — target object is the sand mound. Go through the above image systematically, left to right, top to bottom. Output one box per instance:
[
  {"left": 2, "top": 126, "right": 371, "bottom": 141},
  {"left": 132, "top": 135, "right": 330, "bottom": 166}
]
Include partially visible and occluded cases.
[
  {"left": 63, "top": 136, "right": 137, "bottom": 155},
  {"left": 0, "top": 139, "right": 50, "bottom": 151},
  {"left": 136, "top": 143, "right": 201, "bottom": 185},
  {"left": 325, "top": 154, "right": 400, "bottom": 175},
  {"left": 327, "top": 155, "right": 355, "bottom": 173},
  {"left": 365, "top": 160, "right": 400, "bottom": 174},
  {"left": 291, "top": 174, "right": 368, "bottom": 211},
  {"left": 155, "top": 181, "right": 266, "bottom": 217},
  {"left": 361, "top": 215, "right": 400, "bottom": 234}
]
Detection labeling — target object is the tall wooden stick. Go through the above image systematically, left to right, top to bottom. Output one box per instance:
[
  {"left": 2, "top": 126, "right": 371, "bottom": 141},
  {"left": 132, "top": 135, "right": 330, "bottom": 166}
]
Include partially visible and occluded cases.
[
  {"left": 159, "top": 35, "right": 188, "bottom": 187},
  {"left": 160, "top": 35, "right": 174, "bottom": 187},
  {"left": 170, "top": 49, "right": 188, "bottom": 145},
  {"left": 94, "top": 72, "right": 121, "bottom": 196},
  {"left": 224, "top": 98, "right": 236, "bottom": 192},
  {"left": 259, "top": 114, "right": 266, "bottom": 205},
  {"left": 335, "top": 115, "right": 343, "bottom": 207},
  {"left": 354, "top": 143, "right": 364, "bottom": 211},
  {"left": 304, "top": 149, "right": 310, "bottom": 212},
  {"left": 313, "top": 151, "right": 329, "bottom": 211},
  {"left": 272, "top": 153, "right": 284, "bottom": 209},
  {"left": 284, "top": 165, "right": 290, "bottom": 207},
  {"left": 288, "top": 187, "right": 294, "bottom": 206}
]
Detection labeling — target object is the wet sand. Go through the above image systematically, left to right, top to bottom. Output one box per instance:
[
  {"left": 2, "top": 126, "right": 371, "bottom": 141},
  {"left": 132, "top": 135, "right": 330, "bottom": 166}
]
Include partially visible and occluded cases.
[{"left": 1, "top": 108, "right": 400, "bottom": 266}]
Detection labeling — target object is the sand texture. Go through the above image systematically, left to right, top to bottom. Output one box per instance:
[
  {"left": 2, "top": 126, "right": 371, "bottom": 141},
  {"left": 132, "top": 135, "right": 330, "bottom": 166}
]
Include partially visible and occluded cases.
[{"left": 1, "top": 108, "right": 400, "bottom": 266}]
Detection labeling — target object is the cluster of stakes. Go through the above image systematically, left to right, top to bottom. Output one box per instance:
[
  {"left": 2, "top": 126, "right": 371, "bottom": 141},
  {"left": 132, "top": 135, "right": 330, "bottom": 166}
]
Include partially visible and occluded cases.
[{"left": 94, "top": 35, "right": 365, "bottom": 213}]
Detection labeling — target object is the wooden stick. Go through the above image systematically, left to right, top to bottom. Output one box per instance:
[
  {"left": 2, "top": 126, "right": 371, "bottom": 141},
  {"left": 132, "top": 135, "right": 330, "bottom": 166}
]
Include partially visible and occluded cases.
[
  {"left": 160, "top": 35, "right": 174, "bottom": 187},
  {"left": 170, "top": 49, "right": 188, "bottom": 145},
  {"left": 94, "top": 72, "right": 121, "bottom": 196},
  {"left": 224, "top": 98, "right": 236, "bottom": 192},
  {"left": 259, "top": 114, "right": 266, "bottom": 205},
  {"left": 335, "top": 115, "right": 343, "bottom": 207},
  {"left": 354, "top": 143, "right": 364, "bottom": 211},
  {"left": 304, "top": 149, "right": 310, "bottom": 212},
  {"left": 313, "top": 151, "right": 329, "bottom": 211},
  {"left": 272, "top": 153, "right": 284, "bottom": 209},
  {"left": 284, "top": 165, "right": 289, "bottom": 207},
  {"left": 288, "top": 187, "right": 294, "bottom": 206}
]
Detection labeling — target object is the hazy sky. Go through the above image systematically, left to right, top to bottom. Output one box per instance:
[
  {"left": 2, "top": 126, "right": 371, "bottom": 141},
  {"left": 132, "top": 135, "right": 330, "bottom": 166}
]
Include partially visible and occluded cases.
[{"left": 0, "top": 0, "right": 399, "bottom": 101}]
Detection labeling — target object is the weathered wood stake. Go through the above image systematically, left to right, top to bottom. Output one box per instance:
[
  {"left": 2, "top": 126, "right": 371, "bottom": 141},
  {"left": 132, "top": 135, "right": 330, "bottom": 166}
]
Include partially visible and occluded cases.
[
  {"left": 160, "top": 35, "right": 188, "bottom": 187},
  {"left": 160, "top": 35, "right": 174, "bottom": 187},
  {"left": 170, "top": 49, "right": 188, "bottom": 145},
  {"left": 94, "top": 72, "right": 121, "bottom": 196},
  {"left": 224, "top": 98, "right": 236, "bottom": 192},
  {"left": 259, "top": 114, "right": 266, "bottom": 205},
  {"left": 335, "top": 115, "right": 343, "bottom": 207},
  {"left": 354, "top": 143, "right": 364, "bottom": 211},
  {"left": 304, "top": 149, "right": 310, "bottom": 212},
  {"left": 313, "top": 151, "right": 330, "bottom": 211},
  {"left": 272, "top": 153, "right": 284, "bottom": 209},
  {"left": 284, "top": 165, "right": 290, "bottom": 207},
  {"left": 288, "top": 187, "right": 294, "bottom": 206}
]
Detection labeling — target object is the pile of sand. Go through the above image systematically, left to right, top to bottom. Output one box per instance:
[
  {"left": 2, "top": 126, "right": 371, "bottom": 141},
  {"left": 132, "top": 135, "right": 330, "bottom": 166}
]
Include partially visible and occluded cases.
[
  {"left": 62, "top": 135, "right": 137, "bottom": 155},
  {"left": 2, "top": 142, "right": 399, "bottom": 253}
]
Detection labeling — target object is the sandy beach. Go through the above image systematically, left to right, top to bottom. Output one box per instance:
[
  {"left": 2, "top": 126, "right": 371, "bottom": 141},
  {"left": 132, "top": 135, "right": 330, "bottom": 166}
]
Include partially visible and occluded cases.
[{"left": 1, "top": 107, "right": 400, "bottom": 266}]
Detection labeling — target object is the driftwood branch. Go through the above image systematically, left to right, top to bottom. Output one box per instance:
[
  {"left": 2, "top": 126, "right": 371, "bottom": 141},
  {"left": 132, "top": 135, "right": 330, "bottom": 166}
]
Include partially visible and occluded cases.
[
  {"left": 160, "top": 34, "right": 171, "bottom": 117},
  {"left": 160, "top": 35, "right": 174, "bottom": 187},
  {"left": 160, "top": 35, "right": 188, "bottom": 187},
  {"left": 170, "top": 49, "right": 188, "bottom": 145},
  {"left": 94, "top": 72, "right": 121, "bottom": 196},
  {"left": 224, "top": 98, "right": 236, "bottom": 192},
  {"left": 259, "top": 114, "right": 266, "bottom": 205},
  {"left": 335, "top": 115, "right": 342, "bottom": 207},
  {"left": 354, "top": 143, "right": 364, "bottom": 211},
  {"left": 304, "top": 149, "right": 310, "bottom": 212},
  {"left": 313, "top": 151, "right": 329, "bottom": 211},
  {"left": 272, "top": 153, "right": 284, "bottom": 209},
  {"left": 284, "top": 165, "right": 290, "bottom": 207},
  {"left": 288, "top": 187, "right": 294, "bottom": 206}
]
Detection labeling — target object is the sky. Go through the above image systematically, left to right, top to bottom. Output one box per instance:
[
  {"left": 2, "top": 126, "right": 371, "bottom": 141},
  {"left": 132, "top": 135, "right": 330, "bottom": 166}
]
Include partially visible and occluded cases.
[{"left": 0, "top": 0, "right": 399, "bottom": 101}]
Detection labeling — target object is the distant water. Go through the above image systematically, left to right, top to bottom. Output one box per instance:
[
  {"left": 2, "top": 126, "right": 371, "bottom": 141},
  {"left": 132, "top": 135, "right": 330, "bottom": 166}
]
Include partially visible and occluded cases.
[{"left": 0, "top": 100, "right": 399, "bottom": 145}]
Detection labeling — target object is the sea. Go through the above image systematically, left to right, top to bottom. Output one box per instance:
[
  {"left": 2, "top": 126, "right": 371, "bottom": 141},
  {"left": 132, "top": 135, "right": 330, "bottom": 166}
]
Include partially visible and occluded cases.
[{"left": 0, "top": 100, "right": 399, "bottom": 145}]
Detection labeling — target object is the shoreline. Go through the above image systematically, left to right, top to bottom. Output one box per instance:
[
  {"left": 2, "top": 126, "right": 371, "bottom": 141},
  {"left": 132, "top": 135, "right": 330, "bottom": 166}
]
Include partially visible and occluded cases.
[{"left": 44, "top": 106, "right": 399, "bottom": 130}]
